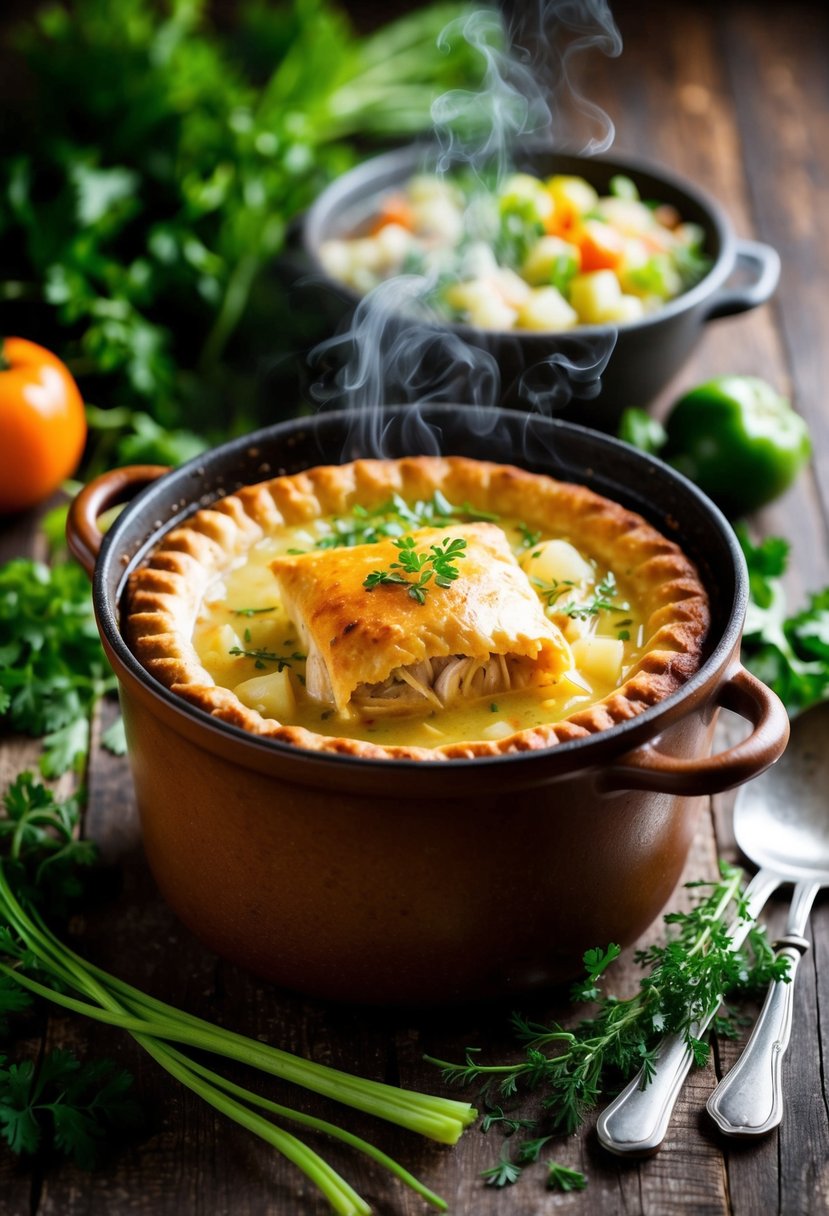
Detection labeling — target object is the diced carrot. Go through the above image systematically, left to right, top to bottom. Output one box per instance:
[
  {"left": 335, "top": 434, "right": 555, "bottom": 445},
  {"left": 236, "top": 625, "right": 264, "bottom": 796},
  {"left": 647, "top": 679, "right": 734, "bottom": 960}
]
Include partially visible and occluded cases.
[
  {"left": 369, "top": 193, "right": 416, "bottom": 234},
  {"left": 573, "top": 219, "right": 628, "bottom": 272}
]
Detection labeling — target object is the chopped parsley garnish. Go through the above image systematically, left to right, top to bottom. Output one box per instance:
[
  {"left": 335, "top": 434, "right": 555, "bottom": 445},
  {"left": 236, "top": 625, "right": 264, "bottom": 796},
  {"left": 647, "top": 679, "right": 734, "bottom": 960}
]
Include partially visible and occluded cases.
[
  {"left": 316, "top": 493, "right": 498, "bottom": 551},
  {"left": 516, "top": 522, "right": 542, "bottom": 549},
  {"left": 363, "top": 536, "right": 468, "bottom": 604},
  {"left": 231, "top": 605, "right": 278, "bottom": 617},
  {"left": 229, "top": 647, "right": 305, "bottom": 671}
]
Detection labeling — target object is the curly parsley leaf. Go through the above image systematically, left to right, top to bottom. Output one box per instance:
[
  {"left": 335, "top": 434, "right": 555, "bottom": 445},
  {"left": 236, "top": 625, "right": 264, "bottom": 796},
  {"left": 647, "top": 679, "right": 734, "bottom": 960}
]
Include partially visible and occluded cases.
[
  {"left": 737, "top": 529, "right": 829, "bottom": 712},
  {"left": 0, "top": 560, "right": 117, "bottom": 775},
  {"left": 0, "top": 773, "right": 97, "bottom": 918},
  {"left": 0, "top": 1049, "right": 141, "bottom": 1168},
  {"left": 547, "top": 1162, "right": 587, "bottom": 1192}
]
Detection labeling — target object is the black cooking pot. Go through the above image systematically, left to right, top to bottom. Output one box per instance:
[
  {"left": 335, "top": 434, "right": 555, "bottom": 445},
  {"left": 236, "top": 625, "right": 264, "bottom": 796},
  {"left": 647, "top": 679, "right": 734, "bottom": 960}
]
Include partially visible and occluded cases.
[{"left": 302, "top": 146, "right": 780, "bottom": 431}]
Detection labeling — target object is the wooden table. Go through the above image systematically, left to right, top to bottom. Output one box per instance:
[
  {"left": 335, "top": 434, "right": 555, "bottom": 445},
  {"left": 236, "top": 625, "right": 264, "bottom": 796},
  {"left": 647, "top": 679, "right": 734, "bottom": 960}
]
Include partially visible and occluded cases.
[{"left": 2, "top": 1, "right": 828, "bottom": 1212}]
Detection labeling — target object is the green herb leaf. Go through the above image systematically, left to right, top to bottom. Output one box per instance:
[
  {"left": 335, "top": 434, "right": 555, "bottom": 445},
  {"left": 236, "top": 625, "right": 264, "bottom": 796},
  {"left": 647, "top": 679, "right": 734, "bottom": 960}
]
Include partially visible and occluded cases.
[{"left": 547, "top": 1162, "right": 587, "bottom": 1192}]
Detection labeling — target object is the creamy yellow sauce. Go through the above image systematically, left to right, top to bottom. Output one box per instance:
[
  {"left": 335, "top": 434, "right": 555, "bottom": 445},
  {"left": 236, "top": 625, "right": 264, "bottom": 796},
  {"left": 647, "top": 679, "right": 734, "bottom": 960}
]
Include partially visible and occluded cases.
[{"left": 191, "top": 514, "right": 646, "bottom": 749}]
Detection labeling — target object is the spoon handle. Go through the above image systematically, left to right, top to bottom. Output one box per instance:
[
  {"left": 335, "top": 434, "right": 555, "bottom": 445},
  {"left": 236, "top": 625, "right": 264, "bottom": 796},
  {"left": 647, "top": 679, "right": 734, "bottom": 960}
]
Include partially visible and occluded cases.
[
  {"left": 596, "top": 868, "right": 781, "bottom": 1157},
  {"left": 706, "top": 878, "right": 821, "bottom": 1136}
]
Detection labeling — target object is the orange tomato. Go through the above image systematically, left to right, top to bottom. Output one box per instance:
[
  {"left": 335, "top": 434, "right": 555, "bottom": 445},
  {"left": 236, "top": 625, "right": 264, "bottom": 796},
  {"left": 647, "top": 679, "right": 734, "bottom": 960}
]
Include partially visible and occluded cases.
[
  {"left": 573, "top": 219, "right": 628, "bottom": 272},
  {"left": 0, "top": 338, "right": 87, "bottom": 514}
]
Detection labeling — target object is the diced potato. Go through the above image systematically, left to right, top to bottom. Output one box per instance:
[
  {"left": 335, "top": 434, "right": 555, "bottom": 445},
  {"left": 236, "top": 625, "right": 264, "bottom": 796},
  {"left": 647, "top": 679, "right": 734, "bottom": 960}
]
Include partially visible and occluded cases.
[
  {"left": 499, "top": 173, "right": 554, "bottom": 223},
  {"left": 406, "top": 174, "right": 460, "bottom": 205},
  {"left": 547, "top": 175, "right": 599, "bottom": 226},
  {"left": 410, "top": 196, "right": 464, "bottom": 242},
  {"left": 596, "top": 197, "right": 658, "bottom": 235},
  {"left": 374, "top": 222, "right": 413, "bottom": 267},
  {"left": 521, "top": 235, "right": 581, "bottom": 287},
  {"left": 318, "top": 240, "right": 353, "bottom": 281},
  {"left": 460, "top": 240, "right": 500, "bottom": 280},
  {"left": 491, "top": 267, "right": 532, "bottom": 308},
  {"left": 569, "top": 270, "right": 623, "bottom": 324},
  {"left": 445, "top": 280, "right": 517, "bottom": 330},
  {"left": 517, "top": 287, "right": 578, "bottom": 331},
  {"left": 600, "top": 294, "right": 646, "bottom": 324},
  {"left": 522, "top": 539, "right": 594, "bottom": 587},
  {"left": 201, "top": 623, "right": 244, "bottom": 669},
  {"left": 571, "top": 637, "right": 625, "bottom": 685},
  {"left": 234, "top": 669, "right": 296, "bottom": 720},
  {"left": 482, "top": 720, "right": 517, "bottom": 740}
]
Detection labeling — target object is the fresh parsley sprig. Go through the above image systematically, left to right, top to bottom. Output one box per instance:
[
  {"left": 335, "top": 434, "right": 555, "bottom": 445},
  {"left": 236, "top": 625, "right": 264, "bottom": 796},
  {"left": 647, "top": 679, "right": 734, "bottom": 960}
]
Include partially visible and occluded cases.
[
  {"left": 317, "top": 493, "right": 499, "bottom": 552},
  {"left": 737, "top": 528, "right": 829, "bottom": 712},
  {"left": 364, "top": 536, "right": 468, "bottom": 604},
  {"left": 0, "top": 559, "right": 119, "bottom": 776},
  {"left": 0, "top": 1049, "right": 141, "bottom": 1169}
]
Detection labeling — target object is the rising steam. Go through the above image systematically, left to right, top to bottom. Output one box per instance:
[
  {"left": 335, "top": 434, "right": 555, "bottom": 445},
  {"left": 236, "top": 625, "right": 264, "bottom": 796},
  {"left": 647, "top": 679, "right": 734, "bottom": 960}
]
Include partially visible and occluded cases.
[{"left": 307, "top": 1, "right": 623, "bottom": 454}]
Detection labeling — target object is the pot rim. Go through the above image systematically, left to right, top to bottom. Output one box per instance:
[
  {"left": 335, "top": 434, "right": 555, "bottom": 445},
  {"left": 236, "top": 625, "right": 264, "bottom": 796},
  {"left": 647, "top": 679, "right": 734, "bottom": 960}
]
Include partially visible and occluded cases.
[
  {"left": 301, "top": 142, "right": 736, "bottom": 338},
  {"left": 91, "top": 406, "right": 749, "bottom": 783}
]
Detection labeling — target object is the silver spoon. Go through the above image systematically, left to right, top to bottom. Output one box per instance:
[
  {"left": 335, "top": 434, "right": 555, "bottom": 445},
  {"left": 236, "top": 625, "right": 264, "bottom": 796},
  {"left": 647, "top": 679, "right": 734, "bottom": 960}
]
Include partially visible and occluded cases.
[
  {"left": 706, "top": 699, "right": 829, "bottom": 1136},
  {"left": 597, "top": 701, "right": 826, "bottom": 1156}
]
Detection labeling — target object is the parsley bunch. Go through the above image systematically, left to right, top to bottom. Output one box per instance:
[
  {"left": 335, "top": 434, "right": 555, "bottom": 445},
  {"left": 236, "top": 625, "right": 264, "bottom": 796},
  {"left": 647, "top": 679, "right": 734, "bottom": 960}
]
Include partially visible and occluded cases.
[
  {"left": 0, "top": 0, "right": 483, "bottom": 445},
  {"left": 738, "top": 529, "right": 829, "bottom": 712},
  {"left": 0, "top": 559, "right": 119, "bottom": 776},
  {"left": 427, "top": 864, "right": 787, "bottom": 1191}
]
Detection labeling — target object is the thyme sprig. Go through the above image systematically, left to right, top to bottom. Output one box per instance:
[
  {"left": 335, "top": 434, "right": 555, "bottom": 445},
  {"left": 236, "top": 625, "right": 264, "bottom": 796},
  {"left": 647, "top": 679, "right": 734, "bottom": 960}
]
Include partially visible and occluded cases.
[
  {"left": 317, "top": 492, "right": 498, "bottom": 551},
  {"left": 364, "top": 536, "right": 468, "bottom": 605},
  {"left": 533, "top": 571, "right": 630, "bottom": 620},
  {"left": 228, "top": 647, "right": 305, "bottom": 672},
  {"left": 427, "top": 863, "right": 788, "bottom": 1189}
]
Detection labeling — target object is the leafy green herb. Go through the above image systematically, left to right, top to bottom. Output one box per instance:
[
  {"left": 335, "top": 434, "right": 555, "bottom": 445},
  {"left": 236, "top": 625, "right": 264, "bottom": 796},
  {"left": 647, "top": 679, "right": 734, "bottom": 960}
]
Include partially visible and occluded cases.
[
  {"left": 1, "top": 0, "right": 482, "bottom": 447},
  {"left": 317, "top": 492, "right": 498, "bottom": 552},
  {"left": 516, "top": 522, "right": 541, "bottom": 550},
  {"left": 737, "top": 529, "right": 829, "bottom": 712},
  {"left": 364, "top": 536, "right": 468, "bottom": 604},
  {"left": 0, "top": 560, "right": 117, "bottom": 775},
  {"left": 532, "top": 571, "right": 628, "bottom": 619},
  {"left": 231, "top": 606, "right": 278, "bottom": 618},
  {"left": 229, "top": 646, "right": 305, "bottom": 672},
  {"left": 0, "top": 773, "right": 96, "bottom": 918},
  {"left": 428, "top": 863, "right": 787, "bottom": 1144},
  {"left": 0, "top": 1049, "right": 141, "bottom": 1168},
  {"left": 480, "top": 1104, "right": 536, "bottom": 1135},
  {"left": 516, "top": 1134, "right": 551, "bottom": 1164},
  {"left": 480, "top": 1149, "right": 522, "bottom": 1188},
  {"left": 547, "top": 1162, "right": 587, "bottom": 1192}
]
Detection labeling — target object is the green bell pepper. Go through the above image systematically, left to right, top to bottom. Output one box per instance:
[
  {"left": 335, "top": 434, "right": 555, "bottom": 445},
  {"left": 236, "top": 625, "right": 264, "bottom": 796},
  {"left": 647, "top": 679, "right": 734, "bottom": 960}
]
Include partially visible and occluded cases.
[{"left": 661, "top": 376, "right": 812, "bottom": 516}]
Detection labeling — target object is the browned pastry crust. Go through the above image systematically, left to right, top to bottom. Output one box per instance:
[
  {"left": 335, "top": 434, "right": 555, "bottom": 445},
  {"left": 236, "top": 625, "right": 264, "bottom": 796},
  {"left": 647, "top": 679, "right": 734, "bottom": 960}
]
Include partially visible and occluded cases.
[{"left": 124, "top": 456, "right": 710, "bottom": 760}]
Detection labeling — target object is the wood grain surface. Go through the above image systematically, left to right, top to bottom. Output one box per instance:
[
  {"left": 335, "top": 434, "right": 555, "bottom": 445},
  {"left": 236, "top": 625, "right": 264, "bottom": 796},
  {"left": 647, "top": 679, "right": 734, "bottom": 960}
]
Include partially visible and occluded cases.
[{"left": 2, "top": 1, "right": 828, "bottom": 1213}]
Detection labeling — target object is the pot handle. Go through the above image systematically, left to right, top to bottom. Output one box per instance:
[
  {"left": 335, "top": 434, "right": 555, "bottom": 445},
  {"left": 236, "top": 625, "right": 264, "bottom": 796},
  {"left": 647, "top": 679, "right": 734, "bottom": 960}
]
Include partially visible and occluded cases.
[
  {"left": 703, "top": 238, "right": 781, "bottom": 321},
  {"left": 66, "top": 465, "right": 170, "bottom": 579},
  {"left": 601, "top": 666, "right": 789, "bottom": 795}
]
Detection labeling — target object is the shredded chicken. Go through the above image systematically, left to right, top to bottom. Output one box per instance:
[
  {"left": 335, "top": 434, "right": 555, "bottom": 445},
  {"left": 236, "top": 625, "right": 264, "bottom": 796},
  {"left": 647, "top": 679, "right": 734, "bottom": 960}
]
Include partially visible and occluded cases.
[{"left": 350, "top": 653, "right": 531, "bottom": 718}]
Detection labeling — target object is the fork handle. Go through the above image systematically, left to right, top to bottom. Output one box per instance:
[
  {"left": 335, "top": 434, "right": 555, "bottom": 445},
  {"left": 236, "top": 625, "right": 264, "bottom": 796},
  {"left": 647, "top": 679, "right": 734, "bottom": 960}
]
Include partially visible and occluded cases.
[
  {"left": 596, "top": 867, "right": 781, "bottom": 1157},
  {"left": 706, "top": 879, "right": 820, "bottom": 1136}
]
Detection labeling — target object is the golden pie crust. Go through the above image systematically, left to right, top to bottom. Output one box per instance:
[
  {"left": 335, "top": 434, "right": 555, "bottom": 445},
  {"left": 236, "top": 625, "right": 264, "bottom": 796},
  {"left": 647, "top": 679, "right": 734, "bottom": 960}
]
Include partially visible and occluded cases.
[{"left": 124, "top": 455, "right": 710, "bottom": 760}]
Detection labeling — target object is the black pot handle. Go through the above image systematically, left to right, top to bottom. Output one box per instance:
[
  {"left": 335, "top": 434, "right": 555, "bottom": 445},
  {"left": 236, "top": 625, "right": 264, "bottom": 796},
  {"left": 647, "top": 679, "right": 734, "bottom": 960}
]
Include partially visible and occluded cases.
[{"left": 703, "top": 238, "right": 780, "bottom": 321}]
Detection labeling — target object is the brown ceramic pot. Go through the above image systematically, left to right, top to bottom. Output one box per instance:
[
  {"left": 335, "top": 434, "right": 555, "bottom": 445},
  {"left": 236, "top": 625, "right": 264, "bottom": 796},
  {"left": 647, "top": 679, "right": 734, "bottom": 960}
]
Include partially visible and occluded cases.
[{"left": 67, "top": 407, "right": 789, "bottom": 1005}]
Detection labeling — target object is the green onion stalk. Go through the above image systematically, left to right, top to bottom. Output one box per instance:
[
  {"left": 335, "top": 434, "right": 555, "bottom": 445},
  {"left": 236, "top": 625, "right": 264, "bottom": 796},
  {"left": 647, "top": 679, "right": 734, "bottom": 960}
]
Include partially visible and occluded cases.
[{"left": 0, "top": 865, "right": 475, "bottom": 1214}]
